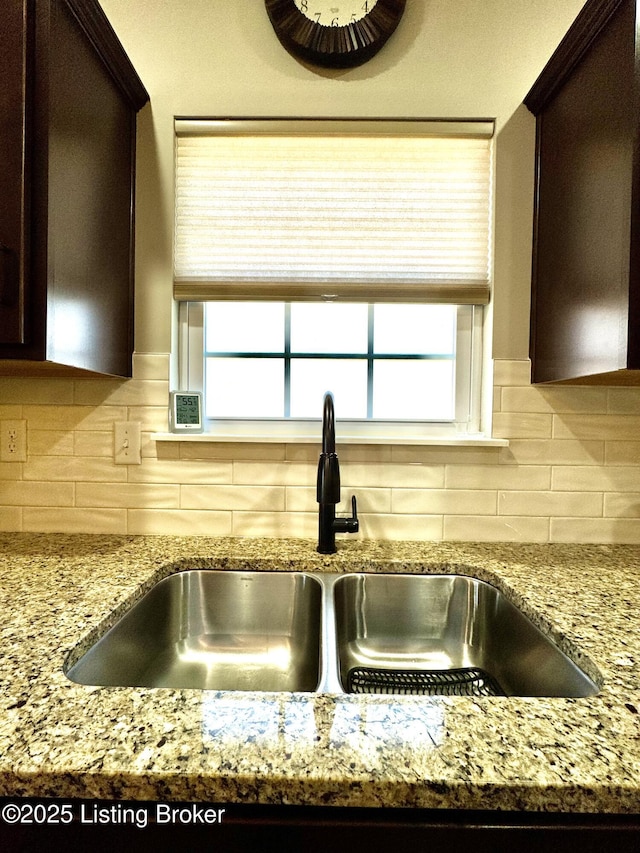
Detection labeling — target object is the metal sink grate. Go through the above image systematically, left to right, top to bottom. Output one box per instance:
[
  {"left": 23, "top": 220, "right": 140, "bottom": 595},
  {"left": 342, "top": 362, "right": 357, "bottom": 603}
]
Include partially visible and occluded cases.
[{"left": 347, "top": 666, "right": 505, "bottom": 697}]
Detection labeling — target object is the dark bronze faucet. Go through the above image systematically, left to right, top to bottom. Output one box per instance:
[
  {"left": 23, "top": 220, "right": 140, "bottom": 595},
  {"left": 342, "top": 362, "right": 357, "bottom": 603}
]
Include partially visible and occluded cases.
[{"left": 316, "top": 392, "right": 359, "bottom": 554}]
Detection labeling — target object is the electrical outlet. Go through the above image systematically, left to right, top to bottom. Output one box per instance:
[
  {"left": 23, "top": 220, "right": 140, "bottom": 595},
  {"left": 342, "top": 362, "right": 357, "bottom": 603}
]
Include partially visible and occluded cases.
[
  {"left": 1, "top": 419, "right": 27, "bottom": 463},
  {"left": 114, "top": 421, "right": 141, "bottom": 465}
]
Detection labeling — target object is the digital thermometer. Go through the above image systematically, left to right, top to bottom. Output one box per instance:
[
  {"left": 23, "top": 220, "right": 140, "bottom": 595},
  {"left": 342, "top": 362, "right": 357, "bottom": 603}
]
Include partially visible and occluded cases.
[{"left": 169, "top": 391, "right": 203, "bottom": 433}]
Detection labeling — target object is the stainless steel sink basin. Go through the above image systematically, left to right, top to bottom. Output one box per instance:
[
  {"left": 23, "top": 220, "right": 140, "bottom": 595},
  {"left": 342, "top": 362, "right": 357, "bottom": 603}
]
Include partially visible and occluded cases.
[
  {"left": 66, "top": 569, "right": 599, "bottom": 697},
  {"left": 66, "top": 571, "right": 323, "bottom": 692},
  {"left": 332, "top": 574, "right": 599, "bottom": 697}
]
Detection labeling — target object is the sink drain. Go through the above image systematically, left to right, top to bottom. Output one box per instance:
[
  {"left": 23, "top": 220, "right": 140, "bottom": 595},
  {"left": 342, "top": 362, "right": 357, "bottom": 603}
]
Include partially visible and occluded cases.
[{"left": 346, "top": 666, "right": 505, "bottom": 697}]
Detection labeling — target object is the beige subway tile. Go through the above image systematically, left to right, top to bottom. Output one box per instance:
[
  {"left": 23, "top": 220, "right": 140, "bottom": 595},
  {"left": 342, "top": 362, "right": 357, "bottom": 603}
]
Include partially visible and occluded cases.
[
  {"left": 132, "top": 352, "right": 170, "bottom": 381},
  {"left": 492, "top": 359, "right": 531, "bottom": 387},
  {"left": 0, "top": 377, "right": 74, "bottom": 405},
  {"left": 70, "top": 377, "right": 122, "bottom": 405},
  {"left": 73, "top": 379, "right": 169, "bottom": 407},
  {"left": 501, "top": 386, "right": 608, "bottom": 414},
  {"left": 607, "top": 387, "right": 640, "bottom": 414},
  {"left": 0, "top": 405, "right": 23, "bottom": 419},
  {"left": 23, "top": 405, "right": 127, "bottom": 430},
  {"left": 130, "top": 407, "right": 170, "bottom": 432},
  {"left": 492, "top": 412, "right": 553, "bottom": 439},
  {"left": 553, "top": 414, "right": 640, "bottom": 441},
  {"left": 27, "top": 430, "right": 74, "bottom": 457},
  {"left": 74, "top": 430, "right": 113, "bottom": 458},
  {"left": 141, "top": 430, "right": 160, "bottom": 461},
  {"left": 139, "top": 433, "right": 157, "bottom": 460},
  {"left": 504, "top": 439, "right": 604, "bottom": 466},
  {"left": 156, "top": 441, "right": 181, "bottom": 460},
  {"left": 606, "top": 441, "right": 640, "bottom": 465},
  {"left": 179, "top": 442, "right": 287, "bottom": 462},
  {"left": 285, "top": 444, "right": 321, "bottom": 463},
  {"left": 339, "top": 444, "right": 393, "bottom": 464},
  {"left": 24, "top": 456, "right": 127, "bottom": 483},
  {"left": 128, "top": 458, "right": 232, "bottom": 485},
  {"left": 233, "top": 461, "right": 315, "bottom": 487},
  {"left": 0, "top": 462, "right": 22, "bottom": 481},
  {"left": 343, "top": 462, "right": 445, "bottom": 489},
  {"left": 446, "top": 464, "right": 550, "bottom": 490},
  {"left": 552, "top": 465, "right": 639, "bottom": 492},
  {"left": 0, "top": 481, "right": 74, "bottom": 506},
  {"left": 76, "top": 483, "right": 180, "bottom": 509},
  {"left": 181, "top": 484, "right": 285, "bottom": 512},
  {"left": 284, "top": 486, "right": 316, "bottom": 512},
  {"left": 340, "top": 488, "right": 390, "bottom": 514},
  {"left": 392, "top": 489, "right": 496, "bottom": 515},
  {"left": 498, "top": 490, "right": 602, "bottom": 518},
  {"left": 603, "top": 493, "right": 640, "bottom": 518},
  {"left": 0, "top": 507, "right": 22, "bottom": 531},
  {"left": 23, "top": 507, "right": 126, "bottom": 534},
  {"left": 127, "top": 509, "right": 232, "bottom": 536},
  {"left": 232, "top": 511, "right": 316, "bottom": 539},
  {"left": 358, "top": 513, "right": 443, "bottom": 541},
  {"left": 444, "top": 515, "right": 549, "bottom": 542},
  {"left": 550, "top": 517, "right": 640, "bottom": 544}
]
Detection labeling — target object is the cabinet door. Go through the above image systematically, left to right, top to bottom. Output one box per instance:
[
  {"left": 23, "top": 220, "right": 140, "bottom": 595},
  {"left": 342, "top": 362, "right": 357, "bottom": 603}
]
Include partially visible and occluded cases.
[
  {"left": 0, "top": 0, "right": 30, "bottom": 345},
  {"left": 44, "top": 0, "right": 137, "bottom": 376},
  {"left": 528, "top": 0, "right": 639, "bottom": 383}
]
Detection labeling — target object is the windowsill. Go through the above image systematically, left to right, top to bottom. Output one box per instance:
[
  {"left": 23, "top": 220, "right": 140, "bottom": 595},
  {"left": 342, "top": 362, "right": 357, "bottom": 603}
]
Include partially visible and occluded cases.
[{"left": 153, "top": 431, "right": 508, "bottom": 447}]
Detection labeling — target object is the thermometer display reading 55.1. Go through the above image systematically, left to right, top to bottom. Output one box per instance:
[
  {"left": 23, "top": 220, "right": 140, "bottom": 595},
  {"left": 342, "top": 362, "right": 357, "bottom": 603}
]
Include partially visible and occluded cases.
[{"left": 170, "top": 392, "right": 203, "bottom": 433}]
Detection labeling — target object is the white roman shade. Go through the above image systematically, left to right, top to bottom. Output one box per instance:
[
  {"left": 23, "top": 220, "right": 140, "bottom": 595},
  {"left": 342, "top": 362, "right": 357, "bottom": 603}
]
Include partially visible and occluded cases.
[{"left": 174, "top": 119, "right": 494, "bottom": 304}]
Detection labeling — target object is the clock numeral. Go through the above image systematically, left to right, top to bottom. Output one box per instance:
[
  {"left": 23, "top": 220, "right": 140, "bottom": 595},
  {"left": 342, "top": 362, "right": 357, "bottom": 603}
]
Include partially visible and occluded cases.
[{"left": 296, "top": 2, "right": 370, "bottom": 27}]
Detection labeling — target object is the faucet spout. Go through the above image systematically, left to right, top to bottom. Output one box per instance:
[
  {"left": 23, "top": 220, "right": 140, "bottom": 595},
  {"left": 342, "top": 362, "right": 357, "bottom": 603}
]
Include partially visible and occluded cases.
[
  {"left": 322, "top": 391, "right": 336, "bottom": 455},
  {"left": 317, "top": 392, "right": 358, "bottom": 554}
]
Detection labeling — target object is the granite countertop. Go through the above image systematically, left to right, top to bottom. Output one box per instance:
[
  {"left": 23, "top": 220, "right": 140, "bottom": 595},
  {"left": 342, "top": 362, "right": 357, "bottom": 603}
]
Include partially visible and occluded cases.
[{"left": 0, "top": 534, "right": 639, "bottom": 812}]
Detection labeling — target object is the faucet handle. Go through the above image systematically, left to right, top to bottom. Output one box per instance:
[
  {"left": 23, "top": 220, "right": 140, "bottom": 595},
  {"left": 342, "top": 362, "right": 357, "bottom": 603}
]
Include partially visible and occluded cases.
[
  {"left": 317, "top": 452, "right": 340, "bottom": 504},
  {"left": 334, "top": 495, "right": 359, "bottom": 534}
]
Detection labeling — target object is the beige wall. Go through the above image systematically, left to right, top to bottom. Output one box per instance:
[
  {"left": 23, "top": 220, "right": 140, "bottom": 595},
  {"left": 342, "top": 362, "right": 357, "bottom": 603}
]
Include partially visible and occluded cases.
[
  {"left": 5, "top": 0, "right": 640, "bottom": 545},
  {"left": 112, "top": 0, "right": 586, "bottom": 356}
]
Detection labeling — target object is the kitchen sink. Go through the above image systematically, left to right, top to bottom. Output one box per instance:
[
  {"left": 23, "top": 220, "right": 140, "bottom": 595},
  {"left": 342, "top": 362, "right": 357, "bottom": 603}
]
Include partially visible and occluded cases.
[
  {"left": 66, "top": 570, "right": 599, "bottom": 697},
  {"left": 66, "top": 571, "right": 323, "bottom": 692},
  {"left": 332, "top": 574, "right": 599, "bottom": 698}
]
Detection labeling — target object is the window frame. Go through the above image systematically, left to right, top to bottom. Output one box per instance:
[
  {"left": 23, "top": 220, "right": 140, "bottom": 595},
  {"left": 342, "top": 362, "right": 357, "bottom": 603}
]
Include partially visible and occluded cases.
[
  {"left": 171, "top": 118, "right": 497, "bottom": 445},
  {"left": 177, "top": 301, "right": 485, "bottom": 443}
]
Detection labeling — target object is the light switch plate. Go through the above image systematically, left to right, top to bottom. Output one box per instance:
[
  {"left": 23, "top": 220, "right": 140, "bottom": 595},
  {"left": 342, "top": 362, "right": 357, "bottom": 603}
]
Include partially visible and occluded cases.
[{"left": 114, "top": 421, "right": 141, "bottom": 465}]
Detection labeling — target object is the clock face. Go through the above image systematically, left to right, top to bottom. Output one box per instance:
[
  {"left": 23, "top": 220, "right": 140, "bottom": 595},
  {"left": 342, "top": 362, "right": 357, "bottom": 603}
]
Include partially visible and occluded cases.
[
  {"left": 265, "top": 0, "right": 405, "bottom": 69},
  {"left": 294, "top": 1, "right": 379, "bottom": 26}
]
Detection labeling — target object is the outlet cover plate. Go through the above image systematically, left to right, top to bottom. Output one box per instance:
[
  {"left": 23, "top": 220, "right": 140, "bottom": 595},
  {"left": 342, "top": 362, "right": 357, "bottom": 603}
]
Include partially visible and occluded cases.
[{"left": 1, "top": 419, "right": 27, "bottom": 463}]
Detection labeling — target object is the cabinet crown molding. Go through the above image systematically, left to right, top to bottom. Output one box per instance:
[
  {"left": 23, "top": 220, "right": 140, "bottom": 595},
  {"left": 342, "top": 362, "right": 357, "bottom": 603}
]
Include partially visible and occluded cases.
[
  {"left": 63, "top": 0, "right": 149, "bottom": 111},
  {"left": 525, "top": 0, "right": 624, "bottom": 115}
]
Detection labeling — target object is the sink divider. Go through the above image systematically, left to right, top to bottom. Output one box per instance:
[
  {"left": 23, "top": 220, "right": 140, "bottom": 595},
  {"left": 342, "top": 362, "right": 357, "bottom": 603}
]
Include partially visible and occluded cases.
[{"left": 316, "top": 573, "right": 344, "bottom": 693}]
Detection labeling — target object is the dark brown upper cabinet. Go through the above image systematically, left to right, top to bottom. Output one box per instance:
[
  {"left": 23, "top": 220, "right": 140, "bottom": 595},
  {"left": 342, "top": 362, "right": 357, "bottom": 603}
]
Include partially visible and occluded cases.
[
  {"left": 0, "top": 0, "right": 148, "bottom": 377},
  {"left": 525, "top": 0, "right": 640, "bottom": 384}
]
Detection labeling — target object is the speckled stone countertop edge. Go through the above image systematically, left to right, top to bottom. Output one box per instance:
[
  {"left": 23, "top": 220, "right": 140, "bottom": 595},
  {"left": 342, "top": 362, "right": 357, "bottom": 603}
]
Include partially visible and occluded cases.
[{"left": 1, "top": 534, "right": 640, "bottom": 812}]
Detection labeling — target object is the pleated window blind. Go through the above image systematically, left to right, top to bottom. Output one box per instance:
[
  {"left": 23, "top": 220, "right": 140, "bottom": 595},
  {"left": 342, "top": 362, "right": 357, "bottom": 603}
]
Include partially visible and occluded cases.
[{"left": 174, "top": 120, "right": 494, "bottom": 305}]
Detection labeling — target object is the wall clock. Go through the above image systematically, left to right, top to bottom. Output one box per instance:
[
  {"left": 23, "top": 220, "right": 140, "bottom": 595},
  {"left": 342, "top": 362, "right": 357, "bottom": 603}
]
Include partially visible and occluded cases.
[{"left": 264, "top": 0, "right": 406, "bottom": 69}]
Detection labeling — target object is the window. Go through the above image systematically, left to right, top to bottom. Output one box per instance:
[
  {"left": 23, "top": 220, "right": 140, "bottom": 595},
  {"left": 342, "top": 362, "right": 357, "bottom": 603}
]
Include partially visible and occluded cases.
[
  {"left": 174, "top": 120, "right": 493, "bottom": 441},
  {"left": 179, "top": 300, "right": 483, "bottom": 438}
]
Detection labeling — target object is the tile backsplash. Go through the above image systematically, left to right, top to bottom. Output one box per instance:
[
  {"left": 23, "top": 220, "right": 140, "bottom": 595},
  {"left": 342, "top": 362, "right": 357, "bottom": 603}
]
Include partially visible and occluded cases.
[{"left": 1, "top": 355, "right": 639, "bottom": 543}]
